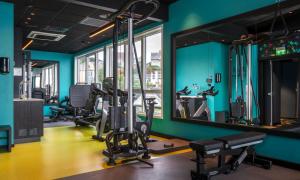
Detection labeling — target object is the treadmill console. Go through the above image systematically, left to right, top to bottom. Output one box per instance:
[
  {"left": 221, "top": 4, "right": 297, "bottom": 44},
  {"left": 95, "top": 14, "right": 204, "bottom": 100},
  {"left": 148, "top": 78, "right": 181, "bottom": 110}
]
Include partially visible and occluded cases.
[{"left": 259, "top": 32, "right": 300, "bottom": 60}]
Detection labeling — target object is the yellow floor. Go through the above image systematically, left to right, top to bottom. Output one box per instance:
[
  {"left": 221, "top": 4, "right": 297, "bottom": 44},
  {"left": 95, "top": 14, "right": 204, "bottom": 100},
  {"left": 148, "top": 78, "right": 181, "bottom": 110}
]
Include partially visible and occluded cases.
[{"left": 0, "top": 126, "right": 190, "bottom": 180}]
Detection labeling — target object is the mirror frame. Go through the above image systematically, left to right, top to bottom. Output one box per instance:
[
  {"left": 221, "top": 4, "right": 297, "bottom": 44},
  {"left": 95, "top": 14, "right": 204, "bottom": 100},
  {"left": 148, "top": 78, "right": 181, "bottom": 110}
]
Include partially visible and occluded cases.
[
  {"left": 170, "top": 0, "right": 300, "bottom": 139},
  {"left": 31, "top": 59, "right": 60, "bottom": 106}
]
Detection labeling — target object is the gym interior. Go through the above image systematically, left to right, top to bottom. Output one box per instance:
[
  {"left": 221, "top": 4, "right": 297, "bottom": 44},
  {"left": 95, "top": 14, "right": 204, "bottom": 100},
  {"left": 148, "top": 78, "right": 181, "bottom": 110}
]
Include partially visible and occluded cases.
[{"left": 1, "top": 0, "right": 300, "bottom": 180}]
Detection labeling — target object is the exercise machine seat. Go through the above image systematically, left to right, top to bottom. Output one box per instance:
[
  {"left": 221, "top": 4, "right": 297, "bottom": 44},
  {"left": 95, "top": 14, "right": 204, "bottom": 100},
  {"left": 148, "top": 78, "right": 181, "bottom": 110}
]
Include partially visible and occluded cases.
[
  {"left": 215, "top": 132, "right": 266, "bottom": 149},
  {"left": 190, "top": 140, "right": 223, "bottom": 153}
]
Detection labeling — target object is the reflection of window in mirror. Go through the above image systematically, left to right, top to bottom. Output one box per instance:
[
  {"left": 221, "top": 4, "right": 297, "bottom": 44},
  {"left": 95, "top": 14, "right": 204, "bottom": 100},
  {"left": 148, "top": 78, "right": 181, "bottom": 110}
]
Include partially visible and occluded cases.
[{"left": 32, "top": 61, "right": 59, "bottom": 104}]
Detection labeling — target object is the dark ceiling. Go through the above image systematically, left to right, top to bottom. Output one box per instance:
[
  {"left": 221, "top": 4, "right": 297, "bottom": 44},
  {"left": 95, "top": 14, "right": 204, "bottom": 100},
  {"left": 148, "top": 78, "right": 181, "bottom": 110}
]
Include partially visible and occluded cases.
[
  {"left": 9, "top": 0, "right": 177, "bottom": 53},
  {"left": 175, "top": 0, "right": 300, "bottom": 48}
]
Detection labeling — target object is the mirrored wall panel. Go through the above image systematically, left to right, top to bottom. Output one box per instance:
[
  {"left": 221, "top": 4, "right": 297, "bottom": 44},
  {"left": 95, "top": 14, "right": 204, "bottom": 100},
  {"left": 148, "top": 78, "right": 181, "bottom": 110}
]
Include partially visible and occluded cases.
[
  {"left": 171, "top": 2, "right": 300, "bottom": 136},
  {"left": 31, "top": 60, "right": 59, "bottom": 104}
]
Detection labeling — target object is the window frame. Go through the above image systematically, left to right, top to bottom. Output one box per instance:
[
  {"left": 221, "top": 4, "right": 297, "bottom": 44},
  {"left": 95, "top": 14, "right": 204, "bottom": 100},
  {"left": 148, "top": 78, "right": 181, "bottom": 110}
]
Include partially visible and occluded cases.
[{"left": 75, "top": 48, "right": 104, "bottom": 85}]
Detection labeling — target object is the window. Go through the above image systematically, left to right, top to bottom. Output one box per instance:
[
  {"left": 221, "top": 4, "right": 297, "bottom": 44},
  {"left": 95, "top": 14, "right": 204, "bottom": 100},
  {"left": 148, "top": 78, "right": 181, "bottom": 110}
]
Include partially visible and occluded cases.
[
  {"left": 74, "top": 26, "right": 163, "bottom": 117},
  {"left": 144, "top": 32, "right": 162, "bottom": 117},
  {"left": 106, "top": 44, "right": 126, "bottom": 90},
  {"left": 75, "top": 49, "right": 104, "bottom": 85},
  {"left": 96, "top": 51, "right": 104, "bottom": 83},
  {"left": 86, "top": 54, "right": 96, "bottom": 84},
  {"left": 77, "top": 57, "right": 86, "bottom": 84}
]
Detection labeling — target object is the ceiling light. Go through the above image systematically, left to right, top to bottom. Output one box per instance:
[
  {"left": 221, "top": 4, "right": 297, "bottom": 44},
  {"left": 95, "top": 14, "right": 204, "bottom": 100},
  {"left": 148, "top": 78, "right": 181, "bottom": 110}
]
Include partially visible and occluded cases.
[
  {"left": 289, "top": 11, "right": 293, "bottom": 14},
  {"left": 30, "top": 12, "right": 35, "bottom": 16},
  {"left": 27, "top": 17, "right": 31, "bottom": 20},
  {"left": 89, "top": 22, "right": 115, "bottom": 38},
  {"left": 22, "top": 39, "right": 33, "bottom": 50}
]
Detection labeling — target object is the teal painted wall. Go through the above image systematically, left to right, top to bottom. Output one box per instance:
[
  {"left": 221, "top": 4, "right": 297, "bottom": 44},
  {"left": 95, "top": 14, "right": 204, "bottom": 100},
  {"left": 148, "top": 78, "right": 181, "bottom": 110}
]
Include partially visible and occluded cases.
[
  {"left": 150, "top": 0, "right": 300, "bottom": 165},
  {"left": 0, "top": 2, "right": 14, "bottom": 145},
  {"left": 176, "top": 42, "right": 229, "bottom": 121},
  {"left": 30, "top": 50, "right": 73, "bottom": 116}
]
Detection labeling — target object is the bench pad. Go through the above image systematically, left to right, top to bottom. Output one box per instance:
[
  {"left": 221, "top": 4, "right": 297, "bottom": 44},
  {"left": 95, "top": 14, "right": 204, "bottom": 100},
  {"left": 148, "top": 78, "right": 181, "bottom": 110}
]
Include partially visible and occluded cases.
[
  {"left": 215, "top": 132, "right": 266, "bottom": 147},
  {"left": 190, "top": 140, "right": 223, "bottom": 152}
]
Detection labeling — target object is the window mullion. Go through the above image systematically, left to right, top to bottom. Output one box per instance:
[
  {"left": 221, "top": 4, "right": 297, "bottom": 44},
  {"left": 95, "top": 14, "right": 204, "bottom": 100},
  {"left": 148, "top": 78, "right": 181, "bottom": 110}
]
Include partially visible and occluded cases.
[{"left": 95, "top": 52, "right": 98, "bottom": 83}]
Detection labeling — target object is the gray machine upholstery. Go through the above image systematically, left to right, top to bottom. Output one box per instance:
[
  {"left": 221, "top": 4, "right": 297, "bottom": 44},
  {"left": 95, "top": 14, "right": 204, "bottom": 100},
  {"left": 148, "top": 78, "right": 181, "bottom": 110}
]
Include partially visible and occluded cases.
[{"left": 69, "top": 85, "right": 91, "bottom": 108}]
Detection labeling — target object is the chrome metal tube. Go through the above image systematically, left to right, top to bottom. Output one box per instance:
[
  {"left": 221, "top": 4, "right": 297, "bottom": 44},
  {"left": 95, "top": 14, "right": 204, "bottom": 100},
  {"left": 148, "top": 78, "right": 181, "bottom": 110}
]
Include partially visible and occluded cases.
[
  {"left": 127, "top": 17, "right": 134, "bottom": 134},
  {"left": 246, "top": 44, "right": 253, "bottom": 122},
  {"left": 27, "top": 61, "right": 32, "bottom": 98},
  {"left": 270, "top": 61, "right": 273, "bottom": 126}
]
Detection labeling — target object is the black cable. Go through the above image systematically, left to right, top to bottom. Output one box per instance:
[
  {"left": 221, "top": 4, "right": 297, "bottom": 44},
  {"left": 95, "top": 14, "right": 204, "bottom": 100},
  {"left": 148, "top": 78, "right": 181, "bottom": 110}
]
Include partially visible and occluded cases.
[
  {"left": 269, "top": 1, "right": 290, "bottom": 37},
  {"left": 112, "top": 19, "right": 120, "bottom": 132},
  {"left": 132, "top": 37, "right": 148, "bottom": 115},
  {"left": 236, "top": 45, "right": 244, "bottom": 101}
]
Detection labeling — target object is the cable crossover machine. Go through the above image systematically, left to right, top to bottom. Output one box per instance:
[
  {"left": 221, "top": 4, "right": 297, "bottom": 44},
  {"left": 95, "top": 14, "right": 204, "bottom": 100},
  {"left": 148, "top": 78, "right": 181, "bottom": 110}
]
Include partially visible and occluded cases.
[{"left": 90, "top": 0, "right": 161, "bottom": 166}]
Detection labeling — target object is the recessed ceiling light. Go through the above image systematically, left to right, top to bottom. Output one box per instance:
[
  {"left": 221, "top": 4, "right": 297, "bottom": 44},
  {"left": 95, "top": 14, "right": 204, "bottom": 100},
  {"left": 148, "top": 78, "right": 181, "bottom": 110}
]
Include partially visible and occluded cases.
[
  {"left": 289, "top": 11, "right": 293, "bottom": 14},
  {"left": 30, "top": 12, "right": 35, "bottom": 16},
  {"left": 27, "top": 17, "right": 31, "bottom": 20}
]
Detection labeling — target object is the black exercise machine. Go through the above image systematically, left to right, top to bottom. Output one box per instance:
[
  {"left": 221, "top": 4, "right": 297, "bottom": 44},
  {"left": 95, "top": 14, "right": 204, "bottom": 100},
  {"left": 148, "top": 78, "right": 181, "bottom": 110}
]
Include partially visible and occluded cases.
[
  {"left": 101, "top": 0, "right": 160, "bottom": 166},
  {"left": 68, "top": 83, "right": 112, "bottom": 141},
  {"left": 176, "top": 86, "right": 218, "bottom": 121},
  {"left": 176, "top": 86, "right": 191, "bottom": 118},
  {"left": 49, "top": 96, "right": 72, "bottom": 121},
  {"left": 190, "top": 132, "right": 272, "bottom": 180}
]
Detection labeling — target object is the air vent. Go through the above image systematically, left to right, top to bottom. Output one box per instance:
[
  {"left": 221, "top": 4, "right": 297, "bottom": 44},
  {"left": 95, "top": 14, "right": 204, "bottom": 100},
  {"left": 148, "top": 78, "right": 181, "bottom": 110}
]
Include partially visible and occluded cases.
[
  {"left": 79, "top": 17, "right": 107, "bottom": 27},
  {"left": 43, "top": 26, "right": 69, "bottom": 33},
  {"left": 27, "top": 31, "right": 66, "bottom": 41}
]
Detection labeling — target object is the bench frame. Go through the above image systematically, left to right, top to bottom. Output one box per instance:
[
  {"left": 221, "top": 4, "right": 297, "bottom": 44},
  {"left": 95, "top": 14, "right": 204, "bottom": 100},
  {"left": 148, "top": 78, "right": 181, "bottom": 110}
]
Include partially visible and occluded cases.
[{"left": 191, "top": 135, "right": 272, "bottom": 180}]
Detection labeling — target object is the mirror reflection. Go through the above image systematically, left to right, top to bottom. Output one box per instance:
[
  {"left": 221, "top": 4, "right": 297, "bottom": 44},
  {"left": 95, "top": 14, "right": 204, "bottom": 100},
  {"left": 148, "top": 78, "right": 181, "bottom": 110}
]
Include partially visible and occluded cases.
[
  {"left": 172, "top": 4, "right": 300, "bottom": 134},
  {"left": 31, "top": 60, "right": 59, "bottom": 104}
]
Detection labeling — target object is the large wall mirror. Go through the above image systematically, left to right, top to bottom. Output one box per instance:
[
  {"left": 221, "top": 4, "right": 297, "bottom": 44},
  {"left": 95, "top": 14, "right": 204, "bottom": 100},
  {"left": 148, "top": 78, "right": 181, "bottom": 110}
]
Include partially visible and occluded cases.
[
  {"left": 171, "top": 1, "right": 300, "bottom": 138},
  {"left": 31, "top": 60, "right": 59, "bottom": 104}
]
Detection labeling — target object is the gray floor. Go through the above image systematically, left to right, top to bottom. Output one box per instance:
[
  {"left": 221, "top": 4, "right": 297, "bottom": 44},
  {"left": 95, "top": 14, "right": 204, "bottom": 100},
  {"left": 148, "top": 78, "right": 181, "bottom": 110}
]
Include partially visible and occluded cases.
[{"left": 44, "top": 120, "right": 75, "bottom": 128}]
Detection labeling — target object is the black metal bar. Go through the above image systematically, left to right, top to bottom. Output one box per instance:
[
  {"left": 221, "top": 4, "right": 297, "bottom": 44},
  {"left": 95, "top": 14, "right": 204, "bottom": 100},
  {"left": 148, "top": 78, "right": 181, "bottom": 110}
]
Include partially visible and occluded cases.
[
  {"left": 112, "top": 19, "right": 119, "bottom": 132},
  {"left": 132, "top": 37, "right": 148, "bottom": 115},
  {"left": 237, "top": 45, "right": 244, "bottom": 101}
]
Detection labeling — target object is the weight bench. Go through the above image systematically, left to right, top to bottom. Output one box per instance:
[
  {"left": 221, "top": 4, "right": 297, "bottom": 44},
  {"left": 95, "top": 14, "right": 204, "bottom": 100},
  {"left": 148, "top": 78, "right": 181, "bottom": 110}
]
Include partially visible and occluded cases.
[
  {"left": 0, "top": 125, "right": 12, "bottom": 152},
  {"left": 190, "top": 132, "right": 272, "bottom": 180}
]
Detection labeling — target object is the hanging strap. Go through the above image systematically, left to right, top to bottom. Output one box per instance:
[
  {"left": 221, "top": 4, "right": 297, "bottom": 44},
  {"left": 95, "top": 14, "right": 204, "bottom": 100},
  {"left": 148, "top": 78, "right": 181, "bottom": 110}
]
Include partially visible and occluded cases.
[{"left": 269, "top": 0, "right": 289, "bottom": 37}]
